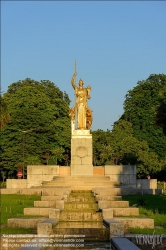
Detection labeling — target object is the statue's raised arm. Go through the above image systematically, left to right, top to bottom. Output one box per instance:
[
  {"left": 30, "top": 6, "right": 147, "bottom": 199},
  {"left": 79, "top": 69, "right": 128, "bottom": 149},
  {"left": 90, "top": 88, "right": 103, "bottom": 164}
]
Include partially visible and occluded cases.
[{"left": 71, "top": 72, "right": 77, "bottom": 89}]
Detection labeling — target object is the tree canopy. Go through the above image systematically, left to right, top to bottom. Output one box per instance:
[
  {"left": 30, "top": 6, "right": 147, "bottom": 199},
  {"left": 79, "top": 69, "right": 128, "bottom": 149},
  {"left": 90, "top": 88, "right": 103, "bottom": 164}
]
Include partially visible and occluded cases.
[
  {"left": 92, "top": 74, "right": 166, "bottom": 179},
  {"left": 120, "top": 74, "right": 166, "bottom": 159},
  {"left": 0, "top": 78, "right": 71, "bottom": 178},
  {"left": 92, "top": 120, "right": 161, "bottom": 178}
]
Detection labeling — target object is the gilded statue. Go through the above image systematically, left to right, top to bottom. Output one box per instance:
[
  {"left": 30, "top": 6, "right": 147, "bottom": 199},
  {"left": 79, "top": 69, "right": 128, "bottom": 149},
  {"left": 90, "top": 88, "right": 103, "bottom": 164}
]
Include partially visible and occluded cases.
[{"left": 69, "top": 69, "right": 93, "bottom": 130}]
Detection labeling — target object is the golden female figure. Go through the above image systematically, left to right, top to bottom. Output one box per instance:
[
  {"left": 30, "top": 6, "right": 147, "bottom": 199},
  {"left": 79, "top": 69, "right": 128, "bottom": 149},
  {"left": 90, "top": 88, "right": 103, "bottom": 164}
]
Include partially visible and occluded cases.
[{"left": 70, "top": 72, "right": 92, "bottom": 130}]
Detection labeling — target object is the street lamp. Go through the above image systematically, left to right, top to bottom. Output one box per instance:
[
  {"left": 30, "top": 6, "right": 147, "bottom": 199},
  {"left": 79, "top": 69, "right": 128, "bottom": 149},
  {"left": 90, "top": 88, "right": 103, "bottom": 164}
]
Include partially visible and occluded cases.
[{"left": 18, "top": 128, "right": 37, "bottom": 179}]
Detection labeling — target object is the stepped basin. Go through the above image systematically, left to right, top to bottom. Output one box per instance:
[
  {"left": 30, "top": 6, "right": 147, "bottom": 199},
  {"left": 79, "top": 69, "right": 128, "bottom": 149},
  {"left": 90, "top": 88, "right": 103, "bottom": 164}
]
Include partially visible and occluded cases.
[
  {"left": 50, "top": 189, "right": 109, "bottom": 244},
  {"left": 65, "top": 190, "right": 98, "bottom": 211},
  {"left": 68, "top": 190, "right": 96, "bottom": 200},
  {"left": 71, "top": 190, "right": 95, "bottom": 195},
  {"left": 67, "top": 196, "right": 95, "bottom": 202},
  {"left": 65, "top": 202, "right": 98, "bottom": 210},
  {"left": 59, "top": 211, "right": 103, "bottom": 221},
  {"left": 53, "top": 222, "right": 109, "bottom": 241}
]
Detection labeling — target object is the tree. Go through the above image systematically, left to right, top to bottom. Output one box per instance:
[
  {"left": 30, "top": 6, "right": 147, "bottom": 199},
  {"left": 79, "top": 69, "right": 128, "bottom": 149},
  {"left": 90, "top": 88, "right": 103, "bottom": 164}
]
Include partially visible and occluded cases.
[
  {"left": 121, "top": 74, "right": 166, "bottom": 159},
  {"left": 1, "top": 78, "right": 71, "bottom": 177},
  {"left": 155, "top": 85, "right": 166, "bottom": 135},
  {"left": 0, "top": 96, "right": 10, "bottom": 130},
  {"left": 92, "top": 120, "right": 161, "bottom": 178},
  {"left": 92, "top": 129, "right": 112, "bottom": 166},
  {"left": 50, "top": 147, "right": 65, "bottom": 165}
]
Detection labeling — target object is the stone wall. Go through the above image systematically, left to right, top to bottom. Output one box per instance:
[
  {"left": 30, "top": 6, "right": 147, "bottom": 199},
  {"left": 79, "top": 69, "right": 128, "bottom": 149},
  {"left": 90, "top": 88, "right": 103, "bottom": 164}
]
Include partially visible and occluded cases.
[
  {"left": 5, "top": 165, "right": 138, "bottom": 189},
  {"left": 27, "top": 165, "right": 59, "bottom": 188},
  {"left": 105, "top": 165, "right": 137, "bottom": 187},
  {"left": 58, "top": 166, "right": 106, "bottom": 176},
  {"left": 59, "top": 166, "right": 70, "bottom": 176},
  {"left": 93, "top": 166, "right": 105, "bottom": 176},
  {"left": 6, "top": 179, "right": 27, "bottom": 189},
  {"left": 137, "top": 179, "right": 157, "bottom": 189}
]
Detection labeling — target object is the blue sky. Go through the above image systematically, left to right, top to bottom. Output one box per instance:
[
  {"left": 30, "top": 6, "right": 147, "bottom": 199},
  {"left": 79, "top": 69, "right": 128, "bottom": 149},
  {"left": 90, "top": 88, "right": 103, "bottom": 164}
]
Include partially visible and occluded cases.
[{"left": 1, "top": 1, "right": 166, "bottom": 131}]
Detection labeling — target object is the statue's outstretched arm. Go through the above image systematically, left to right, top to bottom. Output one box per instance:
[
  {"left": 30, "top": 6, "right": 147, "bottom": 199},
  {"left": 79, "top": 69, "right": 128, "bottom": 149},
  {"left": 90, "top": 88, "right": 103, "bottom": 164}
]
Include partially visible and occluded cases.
[
  {"left": 71, "top": 72, "right": 77, "bottom": 89},
  {"left": 87, "top": 85, "right": 91, "bottom": 99}
]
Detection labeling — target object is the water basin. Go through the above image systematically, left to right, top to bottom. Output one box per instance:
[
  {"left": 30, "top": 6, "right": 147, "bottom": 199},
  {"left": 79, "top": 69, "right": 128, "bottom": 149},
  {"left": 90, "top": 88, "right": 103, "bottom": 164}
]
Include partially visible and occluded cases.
[{"left": 55, "top": 221, "right": 106, "bottom": 229}]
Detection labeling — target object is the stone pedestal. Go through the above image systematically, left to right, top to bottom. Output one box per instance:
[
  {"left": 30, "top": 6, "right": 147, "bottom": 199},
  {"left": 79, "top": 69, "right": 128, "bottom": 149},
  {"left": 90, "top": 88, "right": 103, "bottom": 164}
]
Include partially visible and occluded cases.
[{"left": 71, "top": 130, "right": 93, "bottom": 176}]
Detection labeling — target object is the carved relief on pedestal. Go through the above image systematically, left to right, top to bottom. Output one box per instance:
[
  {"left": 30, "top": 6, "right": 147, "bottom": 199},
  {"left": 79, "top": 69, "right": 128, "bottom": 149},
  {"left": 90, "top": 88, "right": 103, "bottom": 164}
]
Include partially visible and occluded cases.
[{"left": 76, "top": 146, "right": 88, "bottom": 158}]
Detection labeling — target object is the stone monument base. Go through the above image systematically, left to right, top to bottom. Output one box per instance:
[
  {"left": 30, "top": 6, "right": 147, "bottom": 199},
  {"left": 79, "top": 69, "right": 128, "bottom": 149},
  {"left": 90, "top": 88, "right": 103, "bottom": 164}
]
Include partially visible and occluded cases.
[
  {"left": 71, "top": 130, "right": 93, "bottom": 176},
  {"left": 71, "top": 164, "right": 93, "bottom": 176}
]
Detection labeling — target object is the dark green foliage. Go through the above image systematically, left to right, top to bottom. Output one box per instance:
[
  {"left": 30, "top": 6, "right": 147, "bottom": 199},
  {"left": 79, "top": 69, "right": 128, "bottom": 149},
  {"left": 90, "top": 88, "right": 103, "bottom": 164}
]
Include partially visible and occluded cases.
[
  {"left": 92, "top": 74, "right": 166, "bottom": 179},
  {"left": 121, "top": 74, "right": 166, "bottom": 159},
  {"left": 0, "top": 78, "right": 71, "bottom": 178},
  {"left": 155, "top": 85, "right": 166, "bottom": 135},
  {"left": 0, "top": 96, "right": 10, "bottom": 130},
  {"left": 92, "top": 120, "right": 161, "bottom": 178},
  {"left": 92, "top": 129, "right": 112, "bottom": 166},
  {"left": 153, "top": 160, "right": 166, "bottom": 181},
  {"left": 137, "top": 197, "right": 147, "bottom": 206}
]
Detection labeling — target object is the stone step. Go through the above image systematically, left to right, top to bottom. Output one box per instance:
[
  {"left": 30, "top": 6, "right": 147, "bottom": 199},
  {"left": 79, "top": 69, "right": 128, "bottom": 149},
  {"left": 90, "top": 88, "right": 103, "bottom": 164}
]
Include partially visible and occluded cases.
[
  {"left": 53, "top": 176, "right": 111, "bottom": 181},
  {"left": 42, "top": 177, "right": 121, "bottom": 188},
  {"left": 43, "top": 180, "right": 105, "bottom": 183},
  {"left": 42, "top": 182, "right": 121, "bottom": 187},
  {"left": 41, "top": 186, "right": 96, "bottom": 190},
  {"left": 71, "top": 186, "right": 95, "bottom": 190},
  {"left": 72, "top": 186, "right": 118, "bottom": 190},
  {"left": 92, "top": 187, "right": 163, "bottom": 196},
  {"left": 93, "top": 187, "right": 122, "bottom": 196},
  {"left": 1, "top": 188, "right": 70, "bottom": 195},
  {"left": 41, "top": 189, "right": 70, "bottom": 196},
  {"left": 71, "top": 190, "right": 92, "bottom": 193},
  {"left": 70, "top": 191, "right": 93, "bottom": 196},
  {"left": 41, "top": 195, "right": 67, "bottom": 201},
  {"left": 95, "top": 195, "right": 122, "bottom": 201},
  {"left": 67, "top": 197, "right": 95, "bottom": 202},
  {"left": 34, "top": 201, "right": 56, "bottom": 207},
  {"left": 98, "top": 201, "right": 129, "bottom": 209},
  {"left": 64, "top": 202, "right": 98, "bottom": 210},
  {"left": 24, "top": 207, "right": 50, "bottom": 216},
  {"left": 100, "top": 207, "right": 139, "bottom": 217},
  {"left": 113, "top": 208, "right": 139, "bottom": 216},
  {"left": 59, "top": 211, "right": 103, "bottom": 221},
  {"left": 8, "top": 217, "right": 46, "bottom": 228},
  {"left": 115, "top": 217, "right": 154, "bottom": 229},
  {"left": 37, "top": 218, "right": 59, "bottom": 235},
  {"left": 103, "top": 218, "right": 124, "bottom": 238}
]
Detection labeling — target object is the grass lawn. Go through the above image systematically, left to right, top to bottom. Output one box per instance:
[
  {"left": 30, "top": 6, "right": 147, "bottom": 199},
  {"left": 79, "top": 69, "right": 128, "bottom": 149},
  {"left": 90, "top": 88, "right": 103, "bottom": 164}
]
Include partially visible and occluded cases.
[
  {"left": 0, "top": 194, "right": 41, "bottom": 234},
  {"left": 122, "top": 194, "right": 166, "bottom": 234}
]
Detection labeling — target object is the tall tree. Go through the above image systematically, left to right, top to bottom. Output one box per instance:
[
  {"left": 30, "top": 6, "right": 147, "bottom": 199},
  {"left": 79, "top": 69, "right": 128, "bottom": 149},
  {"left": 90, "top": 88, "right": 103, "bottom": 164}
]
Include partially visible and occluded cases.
[
  {"left": 121, "top": 74, "right": 166, "bottom": 159},
  {"left": 1, "top": 79, "right": 71, "bottom": 177},
  {"left": 92, "top": 120, "right": 161, "bottom": 178}
]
